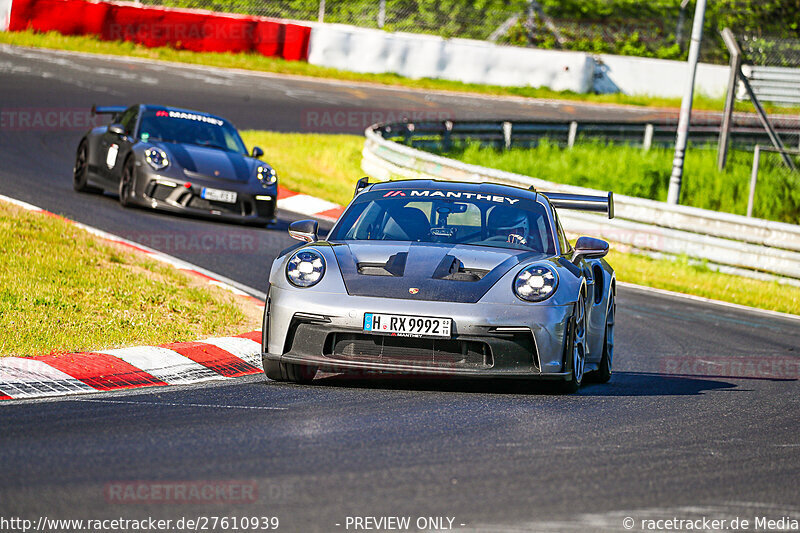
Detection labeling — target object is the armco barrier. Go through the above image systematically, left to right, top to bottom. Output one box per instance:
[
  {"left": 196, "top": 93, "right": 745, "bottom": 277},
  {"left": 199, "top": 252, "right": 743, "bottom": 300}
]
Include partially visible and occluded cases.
[
  {"left": 8, "top": 0, "right": 311, "bottom": 60},
  {"left": 389, "top": 118, "right": 800, "bottom": 153},
  {"left": 362, "top": 121, "right": 800, "bottom": 284}
]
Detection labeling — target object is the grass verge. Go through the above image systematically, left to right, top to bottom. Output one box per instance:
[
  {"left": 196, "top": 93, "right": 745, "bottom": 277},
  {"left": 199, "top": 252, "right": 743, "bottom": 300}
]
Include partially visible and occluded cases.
[
  {"left": 4, "top": 29, "right": 800, "bottom": 115},
  {"left": 241, "top": 129, "right": 800, "bottom": 315},
  {"left": 442, "top": 140, "right": 800, "bottom": 224},
  {"left": 0, "top": 202, "right": 257, "bottom": 357},
  {"left": 608, "top": 251, "right": 800, "bottom": 315}
]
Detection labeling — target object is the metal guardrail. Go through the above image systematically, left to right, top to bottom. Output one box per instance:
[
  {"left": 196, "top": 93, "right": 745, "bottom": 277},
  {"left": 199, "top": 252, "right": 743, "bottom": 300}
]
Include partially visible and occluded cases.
[
  {"left": 742, "top": 66, "right": 800, "bottom": 107},
  {"left": 379, "top": 117, "right": 800, "bottom": 152},
  {"left": 362, "top": 120, "right": 800, "bottom": 284}
]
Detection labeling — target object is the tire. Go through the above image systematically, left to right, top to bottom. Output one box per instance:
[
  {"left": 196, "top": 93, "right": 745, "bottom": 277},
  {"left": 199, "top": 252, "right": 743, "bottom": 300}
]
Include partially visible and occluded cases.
[
  {"left": 73, "top": 140, "right": 101, "bottom": 193},
  {"left": 118, "top": 157, "right": 135, "bottom": 207},
  {"left": 587, "top": 291, "right": 615, "bottom": 384},
  {"left": 558, "top": 292, "right": 587, "bottom": 394},
  {"left": 264, "top": 357, "right": 317, "bottom": 384}
]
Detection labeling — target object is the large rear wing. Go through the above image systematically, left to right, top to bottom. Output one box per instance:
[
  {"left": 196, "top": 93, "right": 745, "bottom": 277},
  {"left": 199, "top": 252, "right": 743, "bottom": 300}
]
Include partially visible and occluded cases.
[
  {"left": 91, "top": 105, "right": 127, "bottom": 118},
  {"left": 541, "top": 191, "right": 615, "bottom": 219}
]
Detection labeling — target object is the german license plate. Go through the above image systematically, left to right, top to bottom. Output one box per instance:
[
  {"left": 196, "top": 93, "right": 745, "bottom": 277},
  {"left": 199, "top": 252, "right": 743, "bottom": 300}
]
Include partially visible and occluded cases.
[
  {"left": 201, "top": 187, "right": 237, "bottom": 203},
  {"left": 364, "top": 313, "right": 451, "bottom": 338}
]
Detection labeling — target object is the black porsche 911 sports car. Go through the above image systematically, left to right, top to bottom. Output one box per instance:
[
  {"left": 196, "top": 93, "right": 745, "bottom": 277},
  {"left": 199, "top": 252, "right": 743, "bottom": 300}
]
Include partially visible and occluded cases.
[{"left": 73, "top": 104, "right": 278, "bottom": 225}]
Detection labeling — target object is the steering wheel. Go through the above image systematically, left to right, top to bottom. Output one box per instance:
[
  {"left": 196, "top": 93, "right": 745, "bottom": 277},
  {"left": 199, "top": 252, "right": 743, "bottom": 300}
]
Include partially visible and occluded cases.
[{"left": 483, "top": 235, "right": 511, "bottom": 242}]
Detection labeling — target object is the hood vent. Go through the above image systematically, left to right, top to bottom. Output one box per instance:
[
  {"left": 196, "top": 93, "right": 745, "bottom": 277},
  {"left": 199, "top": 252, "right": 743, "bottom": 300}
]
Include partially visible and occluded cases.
[
  {"left": 357, "top": 252, "right": 408, "bottom": 277},
  {"left": 432, "top": 255, "right": 489, "bottom": 282}
]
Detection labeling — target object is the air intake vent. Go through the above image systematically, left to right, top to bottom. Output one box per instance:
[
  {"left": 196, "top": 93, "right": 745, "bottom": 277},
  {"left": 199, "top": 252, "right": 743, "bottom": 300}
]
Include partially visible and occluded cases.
[{"left": 326, "top": 333, "right": 492, "bottom": 369}]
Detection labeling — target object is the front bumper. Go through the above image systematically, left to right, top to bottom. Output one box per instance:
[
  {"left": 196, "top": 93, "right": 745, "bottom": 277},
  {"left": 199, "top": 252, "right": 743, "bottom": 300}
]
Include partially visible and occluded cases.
[
  {"left": 132, "top": 166, "right": 277, "bottom": 225},
  {"left": 263, "top": 285, "right": 573, "bottom": 379}
]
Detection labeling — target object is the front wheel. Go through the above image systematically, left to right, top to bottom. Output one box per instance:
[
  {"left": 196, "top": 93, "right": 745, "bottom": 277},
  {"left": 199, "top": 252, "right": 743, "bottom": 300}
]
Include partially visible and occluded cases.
[
  {"left": 73, "top": 140, "right": 101, "bottom": 193},
  {"left": 118, "top": 157, "right": 135, "bottom": 207},
  {"left": 558, "top": 292, "right": 587, "bottom": 394},
  {"left": 264, "top": 358, "right": 317, "bottom": 384}
]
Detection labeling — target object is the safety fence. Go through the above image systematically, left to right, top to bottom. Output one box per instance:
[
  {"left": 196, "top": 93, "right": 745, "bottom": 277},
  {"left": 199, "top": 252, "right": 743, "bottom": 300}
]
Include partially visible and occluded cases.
[
  {"left": 132, "top": 0, "right": 800, "bottom": 65},
  {"left": 362, "top": 119, "right": 800, "bottom": 285}
]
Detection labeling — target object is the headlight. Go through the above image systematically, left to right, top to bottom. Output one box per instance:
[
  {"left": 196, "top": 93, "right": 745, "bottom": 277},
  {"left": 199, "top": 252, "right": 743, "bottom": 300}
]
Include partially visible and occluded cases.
[
  {"left": 144, "top": 148, "right": 169, "bottom": 170},
  {"left": 257, "top": 166, "right": 277, "bottom": 186},
  {"left": 286, "top": 249, "right": 325, "bottom": 287},
  {"left": 514, "top": 264, "right": 558, "bottom": 302}
]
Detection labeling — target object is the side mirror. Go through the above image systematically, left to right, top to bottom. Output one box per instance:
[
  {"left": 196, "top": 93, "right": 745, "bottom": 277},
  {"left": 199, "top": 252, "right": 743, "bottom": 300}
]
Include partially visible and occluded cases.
[
  {"left": 108, "top": 124, "right": 125, "bottom": 136},
  {"left": 252, "top": 146, "right": 264, "bottom": 158},
  {"left": 354, "top": 176, "right": 370, "bottom": 197},
  {"left": 288, "top": 220, "right": 319, "bottom": 243},
  {"left": 572, "top": 236, "right": 609, "bottom": 263}
]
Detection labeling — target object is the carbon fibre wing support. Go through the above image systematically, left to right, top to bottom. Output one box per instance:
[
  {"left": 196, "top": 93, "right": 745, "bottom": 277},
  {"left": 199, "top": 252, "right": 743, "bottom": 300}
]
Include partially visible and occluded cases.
[
  {"left": 91, "top": 105, "right": 127, "bottom": 117},
  {"left": 541, "top": 192, "right": 615, "bottom": 219}
]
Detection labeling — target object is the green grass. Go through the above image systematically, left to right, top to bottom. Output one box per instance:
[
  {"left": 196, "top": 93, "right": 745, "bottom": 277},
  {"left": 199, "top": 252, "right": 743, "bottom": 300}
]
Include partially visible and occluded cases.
[
  {"left": 4, "top": 29, "right": 800, "bottom": 115},
  {"left": 240, "top": 129, "right": 800, "bottom": 315},
  {"left": 241, "top": 130, "right": 365, "bottom": 207},
  {"left": 442, "top": 140, "right": 800, "bottom": 224},
  {"left": 0, "top": 202, "right": 250, "bottom": 357},
  {"left": 608, "top": 251, "right": 800, "bottom": 315}
]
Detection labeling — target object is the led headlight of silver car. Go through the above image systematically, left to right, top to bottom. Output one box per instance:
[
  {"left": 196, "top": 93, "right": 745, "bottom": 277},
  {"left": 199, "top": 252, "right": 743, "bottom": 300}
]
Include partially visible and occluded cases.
[
  {"left": 144, "top": 148, "right": 169, "bottom": 170},
  {"left": 257, "top": 166, "right": 277, "bottom": 186},
  {"left": 286, "top": 249, "right": 325, "bottom": 287},
  {"left": 514, "top": 264, "right": 558, "bottom": 302}
]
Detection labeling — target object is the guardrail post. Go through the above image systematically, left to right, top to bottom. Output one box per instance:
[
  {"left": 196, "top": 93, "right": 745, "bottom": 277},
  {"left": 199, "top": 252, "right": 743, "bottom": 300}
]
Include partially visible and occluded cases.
[
  {"left": 443, "top": 120, "right": 453, "bottom": 152},
  {"left": 502, "top": 121, "right": 512, "bottom": 150},
  {"left": 568, "top": 121, "right": 578, "bottom": 148},
  {"left": 643, "top": 124, "right": 654, "bottom": 151},
  {"left": 748, "top": 145, "right": 760, "bottom": 217}
]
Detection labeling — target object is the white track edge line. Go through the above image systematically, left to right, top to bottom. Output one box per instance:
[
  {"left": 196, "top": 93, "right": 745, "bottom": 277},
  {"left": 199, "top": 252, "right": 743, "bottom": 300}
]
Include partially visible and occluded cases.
[{"left": 618, "top": 281, "right": 800, "bottom": 322}]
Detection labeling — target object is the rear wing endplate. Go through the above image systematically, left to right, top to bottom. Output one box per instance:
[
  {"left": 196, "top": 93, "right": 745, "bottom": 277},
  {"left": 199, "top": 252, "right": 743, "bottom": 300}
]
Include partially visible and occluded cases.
[
  {"left": 91, "top": 105, "right": 127, "bottom": 117},
  {"left": 542, "top": 191, "right": 615, "bottom": 219}
]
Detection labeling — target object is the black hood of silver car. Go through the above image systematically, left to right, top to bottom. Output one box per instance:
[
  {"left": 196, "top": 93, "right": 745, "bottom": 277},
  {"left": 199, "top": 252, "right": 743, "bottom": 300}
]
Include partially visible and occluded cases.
[
  {"left": 154, "top": 142, "right": 253, "bottom": 182},
  {"left": 332, "top": 241, "right": 548, "bottom": 303}
]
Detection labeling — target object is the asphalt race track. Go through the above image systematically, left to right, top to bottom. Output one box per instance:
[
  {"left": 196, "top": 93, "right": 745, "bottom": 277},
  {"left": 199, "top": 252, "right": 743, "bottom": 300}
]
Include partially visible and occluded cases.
[{"left": 1, "top": 45, "right": 799, "bottom": 532}]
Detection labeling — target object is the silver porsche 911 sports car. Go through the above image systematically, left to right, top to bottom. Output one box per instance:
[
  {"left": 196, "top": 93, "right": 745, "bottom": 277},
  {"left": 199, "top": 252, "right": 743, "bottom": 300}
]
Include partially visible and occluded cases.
[
  {"left": 73, "top": 104, "right": 278, "bottom": 225},
  {"left": 262, "top": 179, "right": 616, "bottom": 393}
]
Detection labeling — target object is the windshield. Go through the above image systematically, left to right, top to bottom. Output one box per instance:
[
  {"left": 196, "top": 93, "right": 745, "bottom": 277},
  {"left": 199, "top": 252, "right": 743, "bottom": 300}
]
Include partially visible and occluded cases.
[
  {"left": 138, "top": 109, "right": 248, "bottom": 155},
  {"left": 329, "top": 188, "right": 555, "bottom": 254}
]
